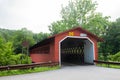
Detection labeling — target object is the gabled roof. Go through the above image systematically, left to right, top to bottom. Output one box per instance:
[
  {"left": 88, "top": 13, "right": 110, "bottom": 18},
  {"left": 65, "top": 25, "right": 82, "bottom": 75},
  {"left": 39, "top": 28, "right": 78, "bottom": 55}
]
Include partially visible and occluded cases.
[
  {"left": 30, "top": 26, "right": 103, "bottom": 50},
  {"left": 49, "top": 26, "right": 103, "bottom": 41}
]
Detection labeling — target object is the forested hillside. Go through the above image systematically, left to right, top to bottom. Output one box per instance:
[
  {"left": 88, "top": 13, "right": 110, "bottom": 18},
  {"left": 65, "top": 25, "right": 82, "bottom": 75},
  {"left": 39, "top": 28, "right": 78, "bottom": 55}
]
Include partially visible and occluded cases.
[
  {"left": 0, "top": 28, "right": 49, "bottom": 66},
  {"left": 0, "top": 28, "right": 49, "bottom": 54}
]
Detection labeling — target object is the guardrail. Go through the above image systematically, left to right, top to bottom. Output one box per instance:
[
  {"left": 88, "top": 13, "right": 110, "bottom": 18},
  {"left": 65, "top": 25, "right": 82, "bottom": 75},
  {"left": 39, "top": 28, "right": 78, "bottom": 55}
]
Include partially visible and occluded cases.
[
  {"left": 94, "top": 60, "right": 120, "bottom": 67},
  {"left": 0, "top": 62, "right": 59, "bottom": 71}
]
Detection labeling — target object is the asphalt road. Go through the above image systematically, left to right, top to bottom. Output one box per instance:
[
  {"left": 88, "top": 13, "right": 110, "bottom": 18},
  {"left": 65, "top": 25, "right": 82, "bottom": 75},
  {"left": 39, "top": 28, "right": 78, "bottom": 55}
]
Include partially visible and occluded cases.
[{"left": 0, "top": 65, "right": 120, "bottom": 80}]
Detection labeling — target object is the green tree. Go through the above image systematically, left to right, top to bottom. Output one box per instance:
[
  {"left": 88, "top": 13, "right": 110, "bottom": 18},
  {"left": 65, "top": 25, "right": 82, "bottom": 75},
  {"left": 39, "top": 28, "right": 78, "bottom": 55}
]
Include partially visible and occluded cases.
[
  {"left": 49, "top": 0, "right": 110, "bottom": 36},
  {"left": 61, "top": 0, "right": 97, "bottom": 26},
  {"left": 86, "top": 13, "right": 110, "bottom": 36},
  {"left": 100, "top": 18, "right": 120, "bottom": 55},
  {"left": 49, "top": 20, "right": 67, "bottom": 35},
  {"left": 0, "top": 28, "right": 15, "bottom": 42},
  {"left": 13, "top": 28, "right": 35, "bottom": 54},
  {"left": 33, "top": 32, "right": 50, "bottom": 43},
  {"left": 0, "top": 36, "right": 32, "bottom": 66},
  {"left": 0, "top": 36, "right": 16, "bottom": 65},
  {"left": 108, "top": 51, "right": 120, "bottom": 62},
  {"left": 112, "top": 52, "right": 120, "bottom": 62}
]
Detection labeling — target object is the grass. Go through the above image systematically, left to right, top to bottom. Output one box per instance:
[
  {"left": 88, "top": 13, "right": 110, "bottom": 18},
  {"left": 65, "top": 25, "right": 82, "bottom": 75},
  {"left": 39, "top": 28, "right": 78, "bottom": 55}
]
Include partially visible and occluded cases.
[
  {"left": 97, "top": 64, "right": 120, "bottom": 69},
  {"left": 0, "top": 66, "right": 60, "bottom": 77}
]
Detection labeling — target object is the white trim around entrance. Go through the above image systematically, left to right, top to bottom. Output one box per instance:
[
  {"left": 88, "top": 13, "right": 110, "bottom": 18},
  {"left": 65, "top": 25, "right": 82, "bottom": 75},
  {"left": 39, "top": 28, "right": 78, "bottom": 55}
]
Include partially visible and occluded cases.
[{"left": 59, "top": 36, "right": 95, "bottom": 66}]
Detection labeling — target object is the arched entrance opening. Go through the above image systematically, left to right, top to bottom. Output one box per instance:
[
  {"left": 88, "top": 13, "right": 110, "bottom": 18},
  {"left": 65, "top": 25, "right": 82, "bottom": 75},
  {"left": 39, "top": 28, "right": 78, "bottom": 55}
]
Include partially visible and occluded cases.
[{"left": 59, "top": 36, "right": 94, "bottom": 66}]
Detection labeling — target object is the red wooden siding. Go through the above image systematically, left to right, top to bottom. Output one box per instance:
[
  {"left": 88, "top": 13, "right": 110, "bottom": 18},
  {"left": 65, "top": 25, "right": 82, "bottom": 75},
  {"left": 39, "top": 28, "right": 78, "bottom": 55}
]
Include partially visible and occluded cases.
[{"left": 30, "top": 41, "right": 55, "bottom": 63}]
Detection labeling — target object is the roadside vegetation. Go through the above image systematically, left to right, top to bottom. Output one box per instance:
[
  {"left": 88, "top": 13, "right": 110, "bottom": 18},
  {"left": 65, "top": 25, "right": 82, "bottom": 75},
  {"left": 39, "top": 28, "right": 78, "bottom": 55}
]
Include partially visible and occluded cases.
[
  {"left": 97, "top": 51, "right": 120, "bottom": 69},
  {"left": 99, "top": 51, "right": 120, "bottom": 62},
  {"left": 97, "top": 64, "right": 120, "bottom": 69},
  {"left": 0, "top": 66, "right": 59, "bottom": 76}
]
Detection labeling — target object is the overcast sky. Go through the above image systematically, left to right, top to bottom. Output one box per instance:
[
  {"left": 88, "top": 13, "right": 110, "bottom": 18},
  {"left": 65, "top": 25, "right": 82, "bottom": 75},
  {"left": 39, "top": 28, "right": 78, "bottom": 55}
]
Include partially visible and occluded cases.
[{"left": 0, "top": 0, "right": 120, "bottom": 33}]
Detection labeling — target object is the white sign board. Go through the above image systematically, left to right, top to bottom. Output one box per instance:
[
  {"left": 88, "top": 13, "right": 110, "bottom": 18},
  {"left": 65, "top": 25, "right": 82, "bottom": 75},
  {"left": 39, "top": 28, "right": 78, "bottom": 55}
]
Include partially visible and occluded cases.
[{"left": 80, "top": 33, "right": 87, "bottom": 37}]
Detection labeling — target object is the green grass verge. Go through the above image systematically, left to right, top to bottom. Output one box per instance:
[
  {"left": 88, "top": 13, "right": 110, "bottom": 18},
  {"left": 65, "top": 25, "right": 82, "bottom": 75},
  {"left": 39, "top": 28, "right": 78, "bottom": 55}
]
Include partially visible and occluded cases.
[
  {"left": 97, "top": 64, "right": 120, "bottom": 69},
  {"left": 0, "top": 66, "right": 60, "bottom": 77}
]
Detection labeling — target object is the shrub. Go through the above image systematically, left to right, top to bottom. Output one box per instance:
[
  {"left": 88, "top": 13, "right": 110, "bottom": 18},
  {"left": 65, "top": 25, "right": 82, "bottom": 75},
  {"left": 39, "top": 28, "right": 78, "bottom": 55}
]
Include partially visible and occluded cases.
[
  {"left": 0, "top": 36, "right": 31, "bottom": 66},
  {"left": 112, "top": 51, "right": 120, "bottom": 62},
  {"left": 10, "top": 54, "right": 32, "bottom": 65}
]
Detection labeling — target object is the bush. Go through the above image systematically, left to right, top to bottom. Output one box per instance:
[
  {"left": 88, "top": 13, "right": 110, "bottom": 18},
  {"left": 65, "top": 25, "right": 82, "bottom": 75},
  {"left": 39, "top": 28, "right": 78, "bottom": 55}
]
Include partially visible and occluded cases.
[
  {"left": 0, "top": 36, "right": 31, "bottom": 66},
  {"left": 111, "top": 51, "right": 120, "bottom": 62},
  {"left": 98, "top": 53, "right": 104, "bottom": 60},
  {"left": 98, "top": 53, "right": 109, "bottom": 61},
  {"left": 10, "top": 54, "right": 32, "bottom": 65},
  {"left": 18, "top": 54, "right": 32, "bottom": 64}
]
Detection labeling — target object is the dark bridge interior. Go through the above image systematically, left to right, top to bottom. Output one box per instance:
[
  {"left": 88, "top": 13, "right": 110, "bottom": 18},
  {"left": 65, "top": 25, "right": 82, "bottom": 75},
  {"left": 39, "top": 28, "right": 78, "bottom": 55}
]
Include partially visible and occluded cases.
[{"left": 61, "top": 38, "right": 86, "bottom": 65}]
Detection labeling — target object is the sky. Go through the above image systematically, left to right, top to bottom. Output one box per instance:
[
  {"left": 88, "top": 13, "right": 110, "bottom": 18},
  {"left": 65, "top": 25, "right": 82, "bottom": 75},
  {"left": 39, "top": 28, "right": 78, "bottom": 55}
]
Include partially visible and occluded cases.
[{"left": 0, "top": 0, "right": 120, "bottom": 33}]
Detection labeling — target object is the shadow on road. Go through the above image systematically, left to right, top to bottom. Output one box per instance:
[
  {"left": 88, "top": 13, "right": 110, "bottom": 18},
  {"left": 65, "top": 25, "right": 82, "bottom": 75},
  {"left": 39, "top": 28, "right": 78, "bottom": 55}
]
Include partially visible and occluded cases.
[{"left": 61, "top": 62, "right": 94, "bottom": 67}]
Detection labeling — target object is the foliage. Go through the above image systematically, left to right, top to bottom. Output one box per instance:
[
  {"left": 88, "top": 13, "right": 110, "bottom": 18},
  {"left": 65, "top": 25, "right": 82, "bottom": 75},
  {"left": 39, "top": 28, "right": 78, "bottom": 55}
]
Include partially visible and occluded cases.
[
  {"left": 49, "top": 0, "right": 110, "bottom": 36},
  {"left": 61, "top": 0, "right": 97, "bottom": 27},
  {"left": 85, "top": 13, "right": 110, "bottom": 36},
  {"left": 99, "top": 18, "right": 120, "bottom": 57},
  {"left": 106, "top": 18, "right": 120, "bottom": 54},
  {"left": 0, "top": 27, "right": 51, "bottom": 66},
  {"left": 0, "top": 28, "right": 49, "bottom": 54},
  {"left": 0, "top": 28, "right": 15, "bottom": 42},
  {"left": 13, "top": 28, "right": 35, "bottom": 54},
  {"left": 33, "top": 32, "right": 50, "bottom": 43},
  {"left": 0, "top": 36, "right": 31, "bottom": 66},
  {"left": 0, "top": 38, "right": 14, "bottom": 66},
  {"left": 97, "top": 51, "right": 120, "bottom": 69},
  {"left": 99, "top": 51, "right": 120, "bottom": 62},
  {"left": 108, "top": 51, "right": 120, "bottom": 62},
  {"left": 98, "top": 53, "right": 104, "bottom": 60},
  {"left": 10, "top": 54, "right": 32, "bottom": 64},
  {"left": 97, "top": 63, "right": 120, "bottom": 69},
  {"left": 0, "top": 66, "right": 59, "bottom": 76}
]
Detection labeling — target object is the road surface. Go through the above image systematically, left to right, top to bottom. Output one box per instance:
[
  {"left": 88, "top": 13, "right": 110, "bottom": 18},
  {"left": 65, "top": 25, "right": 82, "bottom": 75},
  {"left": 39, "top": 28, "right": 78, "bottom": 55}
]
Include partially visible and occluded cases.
[{"left": 0, "top": 65, "right": 120, "bottom": 80}]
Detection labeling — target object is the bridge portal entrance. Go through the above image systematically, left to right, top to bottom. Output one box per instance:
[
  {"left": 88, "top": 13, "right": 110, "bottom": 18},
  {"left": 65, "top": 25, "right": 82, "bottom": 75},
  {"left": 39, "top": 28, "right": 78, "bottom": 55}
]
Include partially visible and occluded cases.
[{"left": 60, "top": 37, "right": 94, "bottom": 65}]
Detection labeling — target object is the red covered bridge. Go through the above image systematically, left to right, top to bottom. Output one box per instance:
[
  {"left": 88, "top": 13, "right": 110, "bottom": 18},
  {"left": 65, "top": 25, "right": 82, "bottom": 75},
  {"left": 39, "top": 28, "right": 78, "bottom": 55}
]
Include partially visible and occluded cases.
[{"left": 29, "top": 27, "right": 103, "bottom": 66}]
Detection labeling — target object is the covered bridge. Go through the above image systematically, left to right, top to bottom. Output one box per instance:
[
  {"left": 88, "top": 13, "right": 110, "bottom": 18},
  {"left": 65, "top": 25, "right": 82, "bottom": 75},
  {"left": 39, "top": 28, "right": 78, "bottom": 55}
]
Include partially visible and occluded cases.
[{"left": 29, "top": 27, "right": 103, "bottom": 66}]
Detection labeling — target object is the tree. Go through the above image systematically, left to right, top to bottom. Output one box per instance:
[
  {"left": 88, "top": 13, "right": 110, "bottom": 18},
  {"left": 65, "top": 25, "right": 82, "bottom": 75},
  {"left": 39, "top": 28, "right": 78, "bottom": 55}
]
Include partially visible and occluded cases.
[
  {"left": 49, "top": 0, "right": 110, "bottom": 36},
  {"left": 49, "top": 0, "right": 97, "bottom": 35},
  {"left": 61, "top": 0, "right": 97, "bottom": 26},
  {"left": 85, "top": 13, "right": 110, "bottom": 36},
  {"left": 100, "top": 18, "right": 120, "bottom": 55},
  {"left": 49, "top": 20, "right": 67, "bottom": 35},
  {"left": 0, "top": 27, "right": 50, "bottom": 54},
  {"left": 0, "top": 28, "right": 15, "bottom": 42},
  {"left": 13, "top": 28, "right": 35, "bottom": 54},
  {"left": 33, "top": 32, "right": 50, "bottom": 43},
  {"left": 0, "top": 36, "right": 32, "bottom": 66},
  {"left": 0, "top": 36, "right": 16, "bottom": 65},
  {"left": 108, "top": 51, "right": 120, "bottom": 62},
  {"left": 111, "top": 51, "right": 120, "bottom": 62}
]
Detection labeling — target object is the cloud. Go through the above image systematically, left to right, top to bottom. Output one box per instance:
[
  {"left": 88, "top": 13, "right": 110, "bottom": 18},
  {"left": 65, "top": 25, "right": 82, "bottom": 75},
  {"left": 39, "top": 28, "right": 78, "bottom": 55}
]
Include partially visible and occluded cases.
[
  {"left": 0, "top": 0, "right": 120, "bottom": 33},
  {"left": 0, "top": 0, "right": 67, "bottom": 33},
  {"left": 95, "top": 0, "right": 120, "bottom": 21}
]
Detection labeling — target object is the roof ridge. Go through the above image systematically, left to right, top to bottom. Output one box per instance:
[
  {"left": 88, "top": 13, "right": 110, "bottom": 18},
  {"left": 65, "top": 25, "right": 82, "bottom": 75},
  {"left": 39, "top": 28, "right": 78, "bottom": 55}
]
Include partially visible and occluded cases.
[{"left": 49, "top": 26, "right": 103, "bottom": 42}]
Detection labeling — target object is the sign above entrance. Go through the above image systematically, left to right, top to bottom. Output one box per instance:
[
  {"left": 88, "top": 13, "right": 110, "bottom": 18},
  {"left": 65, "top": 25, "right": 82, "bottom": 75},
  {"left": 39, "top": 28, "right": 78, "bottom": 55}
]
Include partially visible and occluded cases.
[
  {"left": 69, "top": 32, "right": 74, "bottom": 36},
  {"left": 80, "top": 33, "right": 87, "bottom": 37}
]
